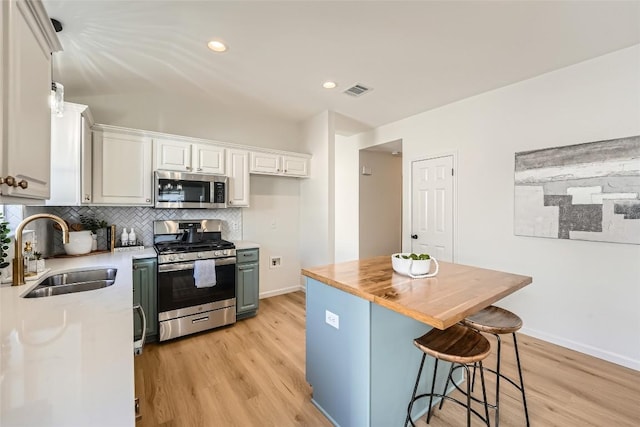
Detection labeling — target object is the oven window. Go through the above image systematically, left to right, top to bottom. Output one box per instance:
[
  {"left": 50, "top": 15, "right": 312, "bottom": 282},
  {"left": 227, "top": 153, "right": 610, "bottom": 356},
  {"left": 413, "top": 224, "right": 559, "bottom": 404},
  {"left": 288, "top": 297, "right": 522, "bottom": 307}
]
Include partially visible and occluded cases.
[
  {"left": 157, "top": 178, "right": 211, "bottom": 204},
  {"left": 158, "top": 261, "right": 235, "bottom": 313}
]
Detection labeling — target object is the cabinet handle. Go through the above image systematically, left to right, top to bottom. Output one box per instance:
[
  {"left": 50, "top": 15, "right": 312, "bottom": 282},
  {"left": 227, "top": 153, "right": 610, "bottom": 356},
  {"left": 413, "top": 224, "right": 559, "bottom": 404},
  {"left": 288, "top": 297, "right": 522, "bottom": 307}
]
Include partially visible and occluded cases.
[
  {"left": 186, "top": 166, "right": 192, "bottom": 171},
  {"left": 197, "top": 168, "right": 202, "bottom": 172},
  {"left": 284, "top": 170, "right": 287, "bottom": 173},
  {"left": 4, "top": 176, "right": 15, "bottom": 187},
  {"left": 17, "top": 180, "right": 28, "bottom": 189},
  {"left": 84, "top": 195, "right": 91, "bottom": 201},
  {"left": 146, "top": 198, "right": 151, "bottom": 203},
  {"left": 229, "top": 200, "right": 233, "bottom": 205}
]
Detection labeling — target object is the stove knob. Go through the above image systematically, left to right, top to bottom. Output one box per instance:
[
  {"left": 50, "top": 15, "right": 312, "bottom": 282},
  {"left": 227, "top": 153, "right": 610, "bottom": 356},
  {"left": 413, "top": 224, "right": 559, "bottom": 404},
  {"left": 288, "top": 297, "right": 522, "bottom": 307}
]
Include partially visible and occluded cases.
[
  {"left": 223, "top": 250, "right": 229, "bottom": 256},
  {"left": 214, "top": 251, "right": 221, "bottom": 256},
  {"left": 197, "top": 252, "right": 203, "bottom": 258},
  {"left": 178, "top": 254, "right": 185, "bottom": 260},
  {"left": 168, "top": 255, "right": 176, "bottom": 262}
]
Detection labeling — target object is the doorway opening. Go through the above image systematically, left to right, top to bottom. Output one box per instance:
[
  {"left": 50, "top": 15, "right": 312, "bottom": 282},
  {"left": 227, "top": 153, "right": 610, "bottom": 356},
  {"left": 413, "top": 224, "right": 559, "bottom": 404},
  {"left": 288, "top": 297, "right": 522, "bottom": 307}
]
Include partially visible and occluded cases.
[{"left": 358, "top": 140, "right": 403, "bottom": 259}]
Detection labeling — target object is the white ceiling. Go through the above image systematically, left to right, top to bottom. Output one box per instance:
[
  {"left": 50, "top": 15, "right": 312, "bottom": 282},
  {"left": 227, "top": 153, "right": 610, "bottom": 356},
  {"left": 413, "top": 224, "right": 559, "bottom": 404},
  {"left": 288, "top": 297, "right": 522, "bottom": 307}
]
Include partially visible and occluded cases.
[{"left": 43, "top": 0, "right": 640, "bottom": 132}]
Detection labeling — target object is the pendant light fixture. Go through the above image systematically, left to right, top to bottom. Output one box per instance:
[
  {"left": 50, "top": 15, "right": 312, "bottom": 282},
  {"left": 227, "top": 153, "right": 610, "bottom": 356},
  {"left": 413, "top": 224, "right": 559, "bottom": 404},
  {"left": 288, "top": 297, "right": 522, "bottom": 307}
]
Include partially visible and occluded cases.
[{"left": 50, "top": 18, "right": 64, "bottom": 117}]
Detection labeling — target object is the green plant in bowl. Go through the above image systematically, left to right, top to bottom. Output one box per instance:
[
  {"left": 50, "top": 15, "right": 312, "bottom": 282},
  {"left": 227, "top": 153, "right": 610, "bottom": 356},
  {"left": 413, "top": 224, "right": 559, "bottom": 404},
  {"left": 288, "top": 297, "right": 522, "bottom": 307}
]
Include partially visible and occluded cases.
[
  {"left": 0, "top": 213, "right": 10, "bottom": 269},
  {"left": 80, "top": 214, "right": 108, "bottom": 235},
  {"left": 396, "top": 253, "right": 431, "bottom": 260}
]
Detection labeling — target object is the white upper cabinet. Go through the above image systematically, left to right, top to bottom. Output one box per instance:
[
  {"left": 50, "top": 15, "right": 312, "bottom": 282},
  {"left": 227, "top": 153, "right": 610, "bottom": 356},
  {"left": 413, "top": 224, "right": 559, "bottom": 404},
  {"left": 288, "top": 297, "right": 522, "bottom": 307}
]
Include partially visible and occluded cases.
[
  {"left": 0, "top": 0, "right": 61, "bottom": 202},
  {"left": 47, "top": 103, "right": 94, "bottom": 206},
  {"left": 92, "top": 130, "right": 153, "bottom": 205},
  {"left": 154, "top": 138, "right": 225, "bottom": 175},
  {"left": 226, "top": 149, "right": 250, "bottom": 207},
  {"left": 250, "top": 151, "right": 310, "bottom": 177},
  {"left": 282, "top": 155, "right": 309, "bottom": 177}
]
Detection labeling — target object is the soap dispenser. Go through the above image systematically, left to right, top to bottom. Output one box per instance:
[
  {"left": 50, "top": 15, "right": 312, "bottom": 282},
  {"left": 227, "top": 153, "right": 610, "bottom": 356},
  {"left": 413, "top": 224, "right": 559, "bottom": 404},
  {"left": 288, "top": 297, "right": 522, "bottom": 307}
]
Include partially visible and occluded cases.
[
  {"left": 128, "top": 227, "right": 136, "bottom": 246},
  {"left": 121, "top": 228, "right": 129, "bottom": 246}
]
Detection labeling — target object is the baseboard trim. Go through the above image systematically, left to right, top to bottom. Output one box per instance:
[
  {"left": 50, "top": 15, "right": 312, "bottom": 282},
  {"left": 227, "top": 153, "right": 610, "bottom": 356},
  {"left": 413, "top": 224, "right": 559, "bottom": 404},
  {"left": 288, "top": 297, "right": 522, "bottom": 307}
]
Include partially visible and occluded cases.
[
  {"left": 259, "top": 285, "right": 304, "bottom": 299},
  {"left": 520, "top": 326, "right": 640, "bottom": 371}
]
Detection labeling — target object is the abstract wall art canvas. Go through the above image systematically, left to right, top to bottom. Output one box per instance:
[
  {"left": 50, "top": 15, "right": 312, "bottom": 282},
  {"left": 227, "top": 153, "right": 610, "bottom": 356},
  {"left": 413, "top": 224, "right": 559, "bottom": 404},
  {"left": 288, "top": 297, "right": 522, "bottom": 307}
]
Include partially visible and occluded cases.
[{"left": 514, "top": 136, "right": 640, "bottom": 244}]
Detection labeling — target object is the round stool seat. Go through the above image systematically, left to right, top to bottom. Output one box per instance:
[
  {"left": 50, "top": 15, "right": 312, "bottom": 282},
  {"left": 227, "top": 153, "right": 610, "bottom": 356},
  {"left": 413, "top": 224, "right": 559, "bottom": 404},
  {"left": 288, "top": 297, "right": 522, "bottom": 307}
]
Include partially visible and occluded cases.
[
  {"left": 463, "top": 305, "right": 522, "bottom": 334},
  {"left": 414, "top": 324, "right": 491, "bottom": 364}
]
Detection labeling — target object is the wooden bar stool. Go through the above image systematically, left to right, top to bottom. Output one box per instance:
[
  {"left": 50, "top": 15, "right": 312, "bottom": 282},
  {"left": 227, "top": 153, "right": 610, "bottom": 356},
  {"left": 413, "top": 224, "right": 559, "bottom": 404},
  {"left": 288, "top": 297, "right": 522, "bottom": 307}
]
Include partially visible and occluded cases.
[
  {"left": 462, "top": 306, "right": 530, "bottom": 427},
  {"left": 405, "top": 324, "right": 491, "bottom": 427}
]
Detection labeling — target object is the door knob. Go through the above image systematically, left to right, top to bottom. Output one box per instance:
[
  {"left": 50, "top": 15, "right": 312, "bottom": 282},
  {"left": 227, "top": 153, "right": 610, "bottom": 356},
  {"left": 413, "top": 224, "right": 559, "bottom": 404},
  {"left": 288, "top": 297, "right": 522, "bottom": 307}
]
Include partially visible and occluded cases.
[{"left": 411, "top": 234, "right": 418, "bottom": 239}]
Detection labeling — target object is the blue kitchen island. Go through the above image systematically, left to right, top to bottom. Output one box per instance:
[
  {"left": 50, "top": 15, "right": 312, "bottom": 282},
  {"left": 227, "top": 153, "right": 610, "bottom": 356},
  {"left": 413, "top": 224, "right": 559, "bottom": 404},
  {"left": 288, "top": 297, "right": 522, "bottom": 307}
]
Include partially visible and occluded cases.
[{"left": 302, "top": 256, "right": 532, "bottom": 427}]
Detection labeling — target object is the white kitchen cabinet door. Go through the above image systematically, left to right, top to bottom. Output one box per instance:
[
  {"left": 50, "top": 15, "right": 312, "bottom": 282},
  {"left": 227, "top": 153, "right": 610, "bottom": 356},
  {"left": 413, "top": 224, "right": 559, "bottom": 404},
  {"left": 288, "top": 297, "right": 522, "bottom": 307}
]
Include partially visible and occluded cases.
[
  {"left": 1, "top": 0, "right": 61, "bottom": 201},
  {"left": 47, "top": 103, "right": 93, "bottom": 206},
  {"left": 80, "top": 113, "right": 93, "bottom": 203},
  {"left": 92, "top": 131, "right": 153, "bottom": 205},
  {"left": 153, "top": 138, "right": 192, "bottom": 172},
  {"left": 193, "top": 144, "right": 225, "bottom": 175},
  {"left": 226, "top": 149, "right": 249, "bottom": 207},
  {"left": 250, "top": 151, "right": 281, "bottom": 174},
  {"left": 250, "top": 151, "right": 310, "bottom": 177},
  {"left": 282, "top": 155, "right": 309, "bottom": 177}
]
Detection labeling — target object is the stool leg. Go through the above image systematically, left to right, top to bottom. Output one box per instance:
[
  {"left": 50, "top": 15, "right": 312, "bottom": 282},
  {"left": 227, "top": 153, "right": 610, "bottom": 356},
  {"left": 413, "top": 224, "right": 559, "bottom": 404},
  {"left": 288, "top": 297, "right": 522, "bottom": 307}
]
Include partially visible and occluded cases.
[
  {"left": 513, "top": 333, "right": 530, "bottom": 427},
  {"left": 494, "top": 334, "right": 502, "bottom": 427},
  {"left": 405, "top": 354, "right": 427, "bottom": 427},
  {"left": 426, "top": 358, "right": 440, "bottom": 425},
  {"left": 478, "top": 361, "right": 490, "bottom": 426},
  {"left": 438, "top": 362, "right": 455, "bottom": 410},
  {"left": 463, "top": 364, "right": 472, "bottom": 427}
]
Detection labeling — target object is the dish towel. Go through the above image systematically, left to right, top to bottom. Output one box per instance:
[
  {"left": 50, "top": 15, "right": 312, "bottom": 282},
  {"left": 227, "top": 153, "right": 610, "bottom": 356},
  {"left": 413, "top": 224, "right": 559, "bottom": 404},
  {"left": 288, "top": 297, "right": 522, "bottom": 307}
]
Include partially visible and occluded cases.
[{"left": 193, "top": 260, "right": 217, "bottom": 288}]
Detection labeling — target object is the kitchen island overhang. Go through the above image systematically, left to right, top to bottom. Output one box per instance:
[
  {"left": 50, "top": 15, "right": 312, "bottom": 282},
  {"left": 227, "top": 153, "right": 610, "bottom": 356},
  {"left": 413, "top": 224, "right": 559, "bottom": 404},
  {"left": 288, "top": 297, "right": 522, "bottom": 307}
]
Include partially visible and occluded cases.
[{"left": 302, "top": 256, "right": 532, "bottom": 427}]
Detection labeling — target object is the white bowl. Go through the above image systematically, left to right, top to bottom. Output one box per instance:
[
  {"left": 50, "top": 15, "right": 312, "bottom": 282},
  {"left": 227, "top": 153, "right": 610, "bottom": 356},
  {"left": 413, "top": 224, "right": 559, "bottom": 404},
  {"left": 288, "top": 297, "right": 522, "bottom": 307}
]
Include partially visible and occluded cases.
[
  {"left": 64, "top": 231, "right": 93, "bottom": 255},
  {"left": 391, "top": 253, "right": 438, "bottom": 277}
]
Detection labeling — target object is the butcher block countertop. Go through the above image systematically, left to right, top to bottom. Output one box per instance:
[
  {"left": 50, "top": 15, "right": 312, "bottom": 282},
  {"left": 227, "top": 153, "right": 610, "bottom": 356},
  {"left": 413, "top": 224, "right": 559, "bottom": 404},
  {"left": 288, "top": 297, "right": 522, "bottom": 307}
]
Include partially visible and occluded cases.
[{"left": 301, "top": 256, "right": 532, "bottom": 330}]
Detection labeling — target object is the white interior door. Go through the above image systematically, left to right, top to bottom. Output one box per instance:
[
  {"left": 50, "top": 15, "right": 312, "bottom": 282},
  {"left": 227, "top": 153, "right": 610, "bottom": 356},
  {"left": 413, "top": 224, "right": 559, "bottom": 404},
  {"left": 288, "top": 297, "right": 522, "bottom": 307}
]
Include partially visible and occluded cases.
[{"left": 411, "top": 155, "right": 454, "bottom": 261}]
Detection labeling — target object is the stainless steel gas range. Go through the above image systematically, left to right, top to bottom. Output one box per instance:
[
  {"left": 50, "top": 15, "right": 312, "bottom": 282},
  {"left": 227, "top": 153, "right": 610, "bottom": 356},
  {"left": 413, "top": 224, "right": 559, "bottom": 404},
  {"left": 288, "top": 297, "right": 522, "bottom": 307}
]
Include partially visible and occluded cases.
[{"left": 154, "top": 219, "right": 236, "bottom": 341}]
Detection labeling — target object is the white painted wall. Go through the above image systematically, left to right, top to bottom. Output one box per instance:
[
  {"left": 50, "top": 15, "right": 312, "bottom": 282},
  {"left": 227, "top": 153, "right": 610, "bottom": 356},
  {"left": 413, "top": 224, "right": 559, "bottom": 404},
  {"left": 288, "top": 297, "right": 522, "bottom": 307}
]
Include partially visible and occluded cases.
[
  {"left": 351, "top": 45, "right": 640, "bottom": 370},
  {"left": 69, "top": 91, "right": 302, "bottom": 152},
  {"left": 300, "top": 111, "right": 334, "bottom": 269},
  {"left": 334, "top": 134, "right": 359, "bottom": 262},
  {"left": 359, "top": 150, "right": 402, "bottom": 258},
  {"left": 242, "top": 175, "right": 301, "bottom": 298}
]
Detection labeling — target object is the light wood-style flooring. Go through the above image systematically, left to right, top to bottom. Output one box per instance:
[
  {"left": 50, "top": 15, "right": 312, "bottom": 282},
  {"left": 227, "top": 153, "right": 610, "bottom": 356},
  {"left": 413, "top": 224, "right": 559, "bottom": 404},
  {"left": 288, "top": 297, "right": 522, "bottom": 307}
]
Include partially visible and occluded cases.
[{"left": 135, "top": 292, "right": 640, "bottom": 426}]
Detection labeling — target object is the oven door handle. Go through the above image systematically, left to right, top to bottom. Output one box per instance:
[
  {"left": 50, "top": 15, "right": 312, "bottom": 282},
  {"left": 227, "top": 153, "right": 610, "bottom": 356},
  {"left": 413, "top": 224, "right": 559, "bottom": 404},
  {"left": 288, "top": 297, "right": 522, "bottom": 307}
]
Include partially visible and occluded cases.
[{"left": 158, "top": 256, "right": 237, "bottom": 273}]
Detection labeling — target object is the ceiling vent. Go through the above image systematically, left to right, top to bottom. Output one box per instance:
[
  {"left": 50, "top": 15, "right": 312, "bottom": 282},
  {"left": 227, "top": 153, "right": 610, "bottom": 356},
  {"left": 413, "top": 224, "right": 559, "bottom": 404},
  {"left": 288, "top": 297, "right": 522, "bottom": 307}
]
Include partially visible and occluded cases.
[{"left": 344, "top": 83, "right": 372, "bottom": 97}]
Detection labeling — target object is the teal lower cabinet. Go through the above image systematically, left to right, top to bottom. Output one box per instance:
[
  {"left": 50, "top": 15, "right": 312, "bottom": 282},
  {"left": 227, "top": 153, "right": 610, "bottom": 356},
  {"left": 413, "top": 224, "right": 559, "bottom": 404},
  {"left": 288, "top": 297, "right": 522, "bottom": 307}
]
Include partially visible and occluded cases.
[
  {"left": 236, "top": 248, "right": 259, "bottom": 319},
  {"left": 133, "top": 257, "right": 158, "bottom": 342}
]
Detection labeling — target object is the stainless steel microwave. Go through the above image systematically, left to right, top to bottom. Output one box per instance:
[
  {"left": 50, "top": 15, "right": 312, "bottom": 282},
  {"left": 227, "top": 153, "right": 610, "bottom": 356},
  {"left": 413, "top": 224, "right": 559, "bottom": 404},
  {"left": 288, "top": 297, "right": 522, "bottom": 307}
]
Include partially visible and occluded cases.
[{"left": 154, "top": 171, "right": 227, "bottom": 209}]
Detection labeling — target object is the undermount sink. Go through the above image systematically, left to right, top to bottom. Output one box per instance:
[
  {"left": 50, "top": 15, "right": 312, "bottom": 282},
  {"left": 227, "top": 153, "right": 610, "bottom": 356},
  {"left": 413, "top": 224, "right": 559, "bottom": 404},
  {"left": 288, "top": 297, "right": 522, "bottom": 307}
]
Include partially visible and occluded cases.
[{"left": 22, "top": 268, "right": 118, "bottom": 298}]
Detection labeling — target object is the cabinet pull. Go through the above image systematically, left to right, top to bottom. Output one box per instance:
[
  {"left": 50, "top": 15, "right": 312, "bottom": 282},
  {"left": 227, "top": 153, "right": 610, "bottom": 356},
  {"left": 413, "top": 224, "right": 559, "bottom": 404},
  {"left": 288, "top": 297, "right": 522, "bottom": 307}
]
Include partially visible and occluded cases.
[
  {"left": 186, "top": 166, "right": 192, "bottom": 171},
  {"left": 197, "top": 168, "right": 203, "bottom": 172},
  {"left": 4, "top": 176, "right": 15, "bottom": 187},
  {"left": 17, "top": 180, "right": 28, "bottom": 189},
  {"left": 84, "top": 195, "right": 91, "bottom": 201},
  {"left": 145, "top": 198, "right": 151, "bottom": 203},
  {"left": 229, "top": 200, "right": 233, "bottom": 205},
  {"left": 192, "top": 316, "right": 209, "bottom": 324}
]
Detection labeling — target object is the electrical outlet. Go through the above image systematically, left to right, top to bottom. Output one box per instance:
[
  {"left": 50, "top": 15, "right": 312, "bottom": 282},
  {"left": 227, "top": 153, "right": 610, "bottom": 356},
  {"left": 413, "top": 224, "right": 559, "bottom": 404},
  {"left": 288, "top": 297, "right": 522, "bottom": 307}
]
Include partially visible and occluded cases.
[
  {"left": 232, "top": 222, "right": 239, "bottom": 231},
  {"left": 270, "top": 256, "right": 282, "bottom": 268},
  {"left": 325, "top": 310, "right": 339, "bottom": 329}
]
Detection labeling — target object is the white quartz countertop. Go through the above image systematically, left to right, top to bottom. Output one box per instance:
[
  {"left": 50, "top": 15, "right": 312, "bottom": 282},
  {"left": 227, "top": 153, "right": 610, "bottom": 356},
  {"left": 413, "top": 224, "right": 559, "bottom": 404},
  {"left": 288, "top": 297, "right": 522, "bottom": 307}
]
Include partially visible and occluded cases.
[
  {"left": 233, "top": 240, "right": 260, "bottom": 250},
  {"left": 0, "top": 248, "right": 157, "bottom": 427}
]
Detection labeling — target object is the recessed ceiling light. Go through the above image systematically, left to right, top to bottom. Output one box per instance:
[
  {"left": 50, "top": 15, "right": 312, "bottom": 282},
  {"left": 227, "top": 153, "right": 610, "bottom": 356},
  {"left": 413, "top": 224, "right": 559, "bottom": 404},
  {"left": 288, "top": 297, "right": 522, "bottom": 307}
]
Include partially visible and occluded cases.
[
  {"left": 207, "top": 40, "right": 227, "bottom": 52},
  {"left": 323, "top": 81, "right": 337, "bottom": 89}
]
